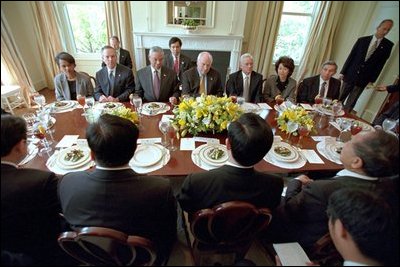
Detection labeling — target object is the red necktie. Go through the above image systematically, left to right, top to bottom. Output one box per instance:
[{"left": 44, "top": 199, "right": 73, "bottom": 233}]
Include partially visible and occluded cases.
[{"left": 173, "top": 57, "right": 179, "bottom": 75}]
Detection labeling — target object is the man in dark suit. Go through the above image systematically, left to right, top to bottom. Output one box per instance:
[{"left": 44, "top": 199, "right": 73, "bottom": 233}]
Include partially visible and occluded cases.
[
  {"left": 339, "top": 19, "right": 394, "bottom": 113},
  {"left": 102, "top": 36, "right": 133, "bottom": 69},
  {"left": 163, "top": 37, "right": 193, "bottom": 81},
  {"left": 94, "top": 45, "right": 135, "bottom": 102},
  {"left": 136, "top": 46, "right": 180, "bottom": 104},
  {"left": 181, "top": 51, "right": 224, "bottom": 97},
  {"left": 226, "top": 53, "right": 263, "bottom": 103},
  {"left": 296, "top": 60, "right": 341, "bottom": 104},
  {"left": 177, "top": 113, "right": 284, "bottom": 213},
  {"left": 58, "top": 114, "right": 177, "bottom": 265},
  {"left": 1, "top": 115, "right": 75, "bottom": 265},
  {"left": 267, "top": 129, "right": 399, "bottom": 257}
]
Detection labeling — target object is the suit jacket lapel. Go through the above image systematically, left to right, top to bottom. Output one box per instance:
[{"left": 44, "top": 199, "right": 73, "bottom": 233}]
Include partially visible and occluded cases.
[
  {"left": 146, "top": 66, "right": 156, "bottom": 100},
  {"left": 102, "top": 68, "right": 110, "bottom": 96}
]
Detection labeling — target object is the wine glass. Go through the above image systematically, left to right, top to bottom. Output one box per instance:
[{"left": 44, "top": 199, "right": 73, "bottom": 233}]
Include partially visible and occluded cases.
[
  {"left": 33, "top": 94, "right": 46, "bottom": 111},
  {"left": 77, "top": 94, "right": 86, "bottom": 109},
  {"left": 130, "top": 94, "right": 143, "bottom": 129},
  {"left": 275, "top": 95, "right": 284, "bottom": 106},
  {"left": 85, "top": 96, "right": 95, "bottom": 109},
  {"left": 237, "top": 96, "right": 245, "bottom": 106},
  {"left": 331, "top": 101, "right": 343, "bottom": 121},
  {"left": 38, "top": 108, "right": 54, "bottom": 144},
  {"left": 23, "top": 112, "right": 36, "bottom": 135},
  {"left": 336, "top": 118, "right": 352, "bottom": 142},
  {"left": 382, "top": 118, "right": 396, "bottom": 133},
  {"left": 158, "top": 120, "right": 170, "bottom": 147},
  {"left": 285, "top": 121, "right": 299, "bottom": 144},
  {"left": 33, "top": 122, "right": 52, "bottom": 156},
  {"left": 350, "top": 122, "right": 363, "bottom": 136},
  {"left": 167, "top": 125, "right": 177, "bottom": 151},
  {"left": 295, "top": 125, "right": 310, "bottom": 148}
]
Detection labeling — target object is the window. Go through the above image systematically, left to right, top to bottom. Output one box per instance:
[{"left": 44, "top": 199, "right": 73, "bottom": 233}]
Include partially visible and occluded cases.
[
  {"left": 56, "top": 1, "right": 107, "bottom": 57},
  {"left": 273, "top": 1, "right": 317, "bottom": 64}
]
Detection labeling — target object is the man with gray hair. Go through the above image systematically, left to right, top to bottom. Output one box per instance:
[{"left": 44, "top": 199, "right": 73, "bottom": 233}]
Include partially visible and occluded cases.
[
  {"left": 136, "top": 46, "right": 180, "bottom": 103},
  {"left": 181, "top": 51, "right": 223, "bottom": 97},
  {"left": 226, "top": 53, "right": 263, "bottom": 103}
]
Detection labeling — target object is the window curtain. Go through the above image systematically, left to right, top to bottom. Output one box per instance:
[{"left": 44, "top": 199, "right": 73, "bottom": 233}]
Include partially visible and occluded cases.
[
  {"left": 105, "top": 1, "right": 136, "bottom": 73},
  {"left": 30, "top": 2, "right": 64, "bottom": 89},
  {"left": 247, "top": 2, "right": 284, "bottom": 79},
  {"left": 295, "top": 2, "right": 345, "bottom": 83},
  {"left": 1, "top": 9, "right": 35, "bottom": 106}
]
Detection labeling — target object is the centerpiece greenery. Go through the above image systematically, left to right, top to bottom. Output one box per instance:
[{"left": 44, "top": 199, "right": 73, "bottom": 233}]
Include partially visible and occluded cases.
[
  {"left": 182, "top": 19, "right": 199, "bottom": 30},
  {"left": 171, "top": 94, "right": 243, "bottom": 138},
  {"left": 277, "top": 105, "right": 315, "bottom": 135},
  {"left": 104, "top": 106, "right": 139, "bottom": 125}
]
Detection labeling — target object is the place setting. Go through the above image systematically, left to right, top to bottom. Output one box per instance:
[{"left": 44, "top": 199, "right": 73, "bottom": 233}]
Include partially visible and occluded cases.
[
  {"left": 47, "top": 100, "right": 77, "bottom": 113},
  {"left": 94, "top": 102, "right": 124, "bottom": 110},
  {"left": 141, "top": 102, "right": 170, "bottom": 116},
  {"left": 240, "top": 102, "right": 262, "bottom": 115},
  {"left": 316, "top": 138, "right": 343, "bottom": 165},
  {"left": 264, "top": 141, "right": 307, "bottom": 169},
  {"left": 129, "top": 143, "right": 170, "bottom": 174},
  {"left": 191, "top": 143, "right": 229, "bottom": 171},
  {"left": 46, "top": 145, "right": 95, "bottom": 175}
]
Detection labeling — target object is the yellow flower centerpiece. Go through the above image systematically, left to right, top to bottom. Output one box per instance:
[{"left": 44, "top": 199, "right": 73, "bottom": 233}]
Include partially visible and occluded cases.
[
  {"left": 171, "top": 94, "right": 243, "bottom": 137},
  {"left": 104, "top": 106, "right": 139, "bottom": 125},
  {"left": 277, "top": 106, "right": 315, "bottom": 135}
]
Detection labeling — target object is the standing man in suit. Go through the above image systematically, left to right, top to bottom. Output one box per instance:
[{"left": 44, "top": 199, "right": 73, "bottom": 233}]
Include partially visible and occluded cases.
[
  {"left": 339, "top": 19, "right": 394, "bottom": 113},
  {"left": 102, "top": 36, "right": 133, "bottom": 69},
  {"left": 163, "top": 37, "right": 193, "bottom": 81},
  {"left": 94, "top": 45, "right": 135, "bottom": 102},
  {"left": 136, "top": 46, "right": 180, "bottom": 104},
  {"left": 181, "top": 51, "right": 224, "bottom": 97},
  {"left": 226, "top": 53, "right": 263, "bottom": 103},
  {"left": 296, "top": 60, "right": 341, "bottom": 104},
  {"left": 177, "top": 113, "right": 283, "bottom": 213},
  {"left": 58, "top": 114, "right": 177, "bottom": 265},
  {"left": 1, "top": 115, "right": 75, "bottom": 265},
  {"left": 267, "top": 129, "right": 398, "bottom": 257}
]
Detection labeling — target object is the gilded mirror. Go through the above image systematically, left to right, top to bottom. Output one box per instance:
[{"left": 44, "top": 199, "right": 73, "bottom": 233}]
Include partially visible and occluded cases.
[{"left": 167, "top": 1, "right": 215, "bottom": 27}]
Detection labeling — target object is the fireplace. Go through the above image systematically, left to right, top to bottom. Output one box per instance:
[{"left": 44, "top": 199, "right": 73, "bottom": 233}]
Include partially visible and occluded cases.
[{"left": 134, "top": 32, "right": 243, "bottom": 84}]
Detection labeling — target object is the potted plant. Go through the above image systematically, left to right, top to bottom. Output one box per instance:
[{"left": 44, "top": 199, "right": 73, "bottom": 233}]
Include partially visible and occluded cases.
[{"left": 182, "top": 19, "right": 199, "bottom": 31}]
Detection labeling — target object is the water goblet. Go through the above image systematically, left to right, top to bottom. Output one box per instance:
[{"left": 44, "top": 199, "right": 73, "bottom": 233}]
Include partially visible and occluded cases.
[
  {"left": 33, "top": 94, "right": 46, "bottom": 111},
  {"left": 130, "top": 94, "right": 143, "bottom": 129},
  {"left": 314, "top": 94, "right": 323, "bottom": 106},
  {"left": 85, "top": 96, "right": 95, "bottom": 109},
  {"left": 237, "top": 96, "right": 245, "bottom": 106},
  {"left": 331, "top": 101, "right": 343, "bottom": 121},
  {"left": 23, "top": 112, "right": 36, "bottom": 135},
  {"left": 336, "top": 118, "right": 352, "bottom": 142},
  {"left": 382, "top": 118, "right": 396, "bottom": 133},
  {"left": 159, "top": 120, "right": 170, "bottom": 147},
  {"left": 285, "top": 121, "right": 299, "bottom": 144},
  {"left": 33, "top": 122, "right": 52, "bottom": 156},
  {"left": 167, "top": 125, "right": 177, "bottom": 151},
  {"left": 295, "top": 125, "right": 310, "bottom": 148}
]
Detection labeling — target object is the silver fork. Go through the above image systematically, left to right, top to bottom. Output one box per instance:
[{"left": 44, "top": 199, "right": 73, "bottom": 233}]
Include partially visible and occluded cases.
[{"left": 294, "top": 146, "right": 307, "bottom": 162}]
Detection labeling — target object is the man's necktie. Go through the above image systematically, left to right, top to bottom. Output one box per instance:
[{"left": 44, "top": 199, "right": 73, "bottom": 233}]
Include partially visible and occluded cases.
[
  {"left": 365, "top": 40, "right": 378, "bottom": 61},
  {"left": 173, "top": 57, "right": 179, "bottom": 75},
  {"left": 153, "top": 70, "right": 160, "bottom": 99},
  {"left": 109, "top": 71, "right": 115, "bottom": 95},
  {"left": 199, "top": 75, "right": 205, "bottom": 95},
  {"left": 243, "top": 75, "right": 250, "bottom": 102},
  {"left": 319, "top": 81, "right": 326, "bottom": 97}
]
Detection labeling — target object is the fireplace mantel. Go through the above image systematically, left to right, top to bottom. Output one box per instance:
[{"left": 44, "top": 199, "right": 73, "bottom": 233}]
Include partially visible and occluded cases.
[{"left": 133, "top": 32, "right": 243, "bottom": 74}]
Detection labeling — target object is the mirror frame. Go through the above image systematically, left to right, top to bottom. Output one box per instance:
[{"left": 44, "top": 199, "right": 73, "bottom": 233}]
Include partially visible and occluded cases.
[{"left": 166, "top": 1, "right": 215, "bottom": 28}]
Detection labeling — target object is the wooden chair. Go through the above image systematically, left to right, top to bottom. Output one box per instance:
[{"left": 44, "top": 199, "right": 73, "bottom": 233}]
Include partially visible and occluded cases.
[
  {"left": 80, "top": 71, "right": 97, "bottom": 88},
  {"left": 187, "top": 201, "right": 272, "bottom": 266},
  {"left": 58, "top": 227, "right": 157, "bottom": 266}
]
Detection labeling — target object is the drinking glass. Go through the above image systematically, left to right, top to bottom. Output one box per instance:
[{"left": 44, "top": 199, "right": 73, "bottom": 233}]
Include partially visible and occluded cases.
[
  {"left": 33, "top": 94, "right": 46, "bottom": 111},
  {"left": 77, "top": 94, "right": 86, "bottom": 108},
  {"left": 130, "top": 94, "right": 143, "bottom": 129},
  {"left": 275, "top": 95, "right": 284, "bottom": 105},
  {"left": 314, "top": 95, "right": 323, "bottom": 106},
  {"left": 85, "top": 96, "right": 95, "bottom": 109},
  {"left": 237, "top": 96, "right": 245, "bottom": 106},
  {"left": 331, "top": 101, "right": 343, "bottom": 121},
  {"left": 38, "top": 108, "right": 54, "bottom": 144},
  {"left": 23, "top": 113, "right": 36, "bottom": 135},
  {"left": 336, "top": 118, "right": 352, "bottom": 142},
  {"left": 382, "top": 118, "right": 396, "bottom": 132},
  {"left": 158, "top": 120, "right": 170, "bottom": 147},
  {"left": 285, "top": 121, "right": 299, "bottom": 144},
  {"left": 33, "top": 122, "right": 52, "bottom": 156},
  {"left": 350, "top": 123, "right": 363, "bottom": 136},
  {"left": 167, "top": 125, "right": 177, "bottom": 151},
  {"left": 295, "top": 125, "right": 310, "bottom": 148}
]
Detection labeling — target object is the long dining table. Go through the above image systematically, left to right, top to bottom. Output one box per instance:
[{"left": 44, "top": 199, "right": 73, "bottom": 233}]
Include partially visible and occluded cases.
[{"left": 23, "top": 101, "right": 362, "bottom": 176}]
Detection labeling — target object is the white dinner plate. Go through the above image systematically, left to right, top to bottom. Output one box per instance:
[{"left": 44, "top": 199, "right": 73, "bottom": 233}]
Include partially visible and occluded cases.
[
  {"left": 51, "top": 100, "right": 76, "bottom": 110},
  {"left": 94, "top": 102, "right": 124, "bottom": 110},
  {"left": 142, "top": 102, "right": 166, "bottom": 113},
  {"left": 314, "top": 105, "right": 345, "bottom": 116},
  {"left": 339, "top": 118, "right": 373, "bottom": 131},
  {"left": 270, "top": 142, "right": 299, "bottom": 162},
  {"left": 325, "top": 142, "right": 343, "bottom": 161},
  {"left": 130, "top": 144, "right": 163, "bottom": 167},
  {"left": 200, "top": 144, "right": 229, "bottom": 166},
  {"left": 57, "top": 147, "right": 91, "bottom": 169}
]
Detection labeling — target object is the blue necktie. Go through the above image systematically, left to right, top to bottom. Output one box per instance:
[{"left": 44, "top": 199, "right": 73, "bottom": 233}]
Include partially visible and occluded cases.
[{"left": 109, "top": 71, "right": 115, "bottom": 95}]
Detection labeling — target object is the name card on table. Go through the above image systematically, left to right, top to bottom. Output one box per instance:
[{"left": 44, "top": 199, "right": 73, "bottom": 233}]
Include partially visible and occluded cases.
[
  {"left": 258, "top": 103, "right": 272, "bottom": 110},
  {"left": 300, "top": 103, "right": 314, "bottom": 110},
  {"left": 161, "top": 115, "right": 174, "bottom": 122},
  {"left": 56, "top": 135, "right": 79, "bottom": 148},
  {"left": 193, "top": 136, "right": 220, "bottom": 144},
  {"left": 312, "top": 136, "right": 331, "bottom": 142},
  {"left": 138, "top": 138, "right": 162, "bottom": 144},
  {"left": 180, "top": 138, "right": 196, "bottom": 150},
  {"left": 300, "top": 149, "right": 324, "bottom": 164}
]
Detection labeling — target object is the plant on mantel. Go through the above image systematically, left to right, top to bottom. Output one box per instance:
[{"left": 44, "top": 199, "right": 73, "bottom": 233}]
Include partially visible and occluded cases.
[{"left": 182, "top": 19, "right": 199, "bottom": 30}]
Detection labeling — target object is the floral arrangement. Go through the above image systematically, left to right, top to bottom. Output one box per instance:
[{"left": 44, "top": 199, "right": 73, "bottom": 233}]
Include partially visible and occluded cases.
[
  {"left": 171, "top": 95, "right": 243, "bottom": 137},
  {"left": 104, "top": 106, "right": 139, "bottom": 124},
  {"left": 277, "top": 106, "right": 315, "bottom": 135}
]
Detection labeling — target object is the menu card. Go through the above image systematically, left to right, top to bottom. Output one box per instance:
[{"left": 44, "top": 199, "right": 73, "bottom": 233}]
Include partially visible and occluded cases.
[{"left": 273, "top": 242, "right": 311, "bottom": 266}]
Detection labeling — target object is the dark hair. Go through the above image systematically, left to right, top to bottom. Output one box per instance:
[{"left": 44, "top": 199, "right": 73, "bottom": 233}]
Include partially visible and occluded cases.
[
  {"left": 378, "top": 19, "right": 394, "bottom": 27},
  {"left": 110, "top": 35, "right": 120, "bottom": 42},
  {"left": 169, "top": 37, "right": 182, "bottom": 47},
  {"left": 101, "top": 45, "right": 115, "bottom": 53},
  {"left": 55, "top": 52, "right": 76, "bottom": 67},
  {"left": 275, "top": 56, "right": 295, "bottom": 77},
  {"left": 321, "top": 60, "right": 338, "bottom": 71},
  {"left": 228, "top": 113, "right": 273, "bottom": 166},
  {"left": 86, "top": 114, "right": 139, "bottom": 167},
  {"left": 1, "top": 115, "right": 27, "bottom": 157},
  {"left": 353, "top": 129, "right": 399, "bottom": 177},
  {"left": 327, "top": 188, "right": 397, "bottom": 265}
]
